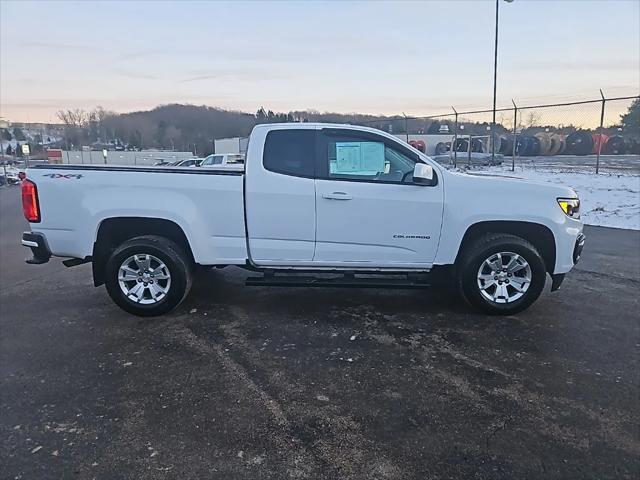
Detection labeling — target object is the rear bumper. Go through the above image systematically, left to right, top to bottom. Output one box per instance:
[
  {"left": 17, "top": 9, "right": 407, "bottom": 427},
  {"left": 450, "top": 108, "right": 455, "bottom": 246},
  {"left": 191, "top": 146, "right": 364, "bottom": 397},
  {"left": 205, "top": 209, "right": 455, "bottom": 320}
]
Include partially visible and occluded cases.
[{"left": 22, "top": 231, "right": 51, "bottom": 264}]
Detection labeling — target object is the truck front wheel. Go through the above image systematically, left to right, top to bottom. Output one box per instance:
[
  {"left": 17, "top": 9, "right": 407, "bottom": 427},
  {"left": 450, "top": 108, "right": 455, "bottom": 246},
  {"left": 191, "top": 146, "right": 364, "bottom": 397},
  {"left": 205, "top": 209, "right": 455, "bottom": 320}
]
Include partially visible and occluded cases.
[
  {"left": 457, "top": 233, "right": 547, "bottom": 315},
  {"left": 104, "top": 235, "right": 193, "bottom": 317}
]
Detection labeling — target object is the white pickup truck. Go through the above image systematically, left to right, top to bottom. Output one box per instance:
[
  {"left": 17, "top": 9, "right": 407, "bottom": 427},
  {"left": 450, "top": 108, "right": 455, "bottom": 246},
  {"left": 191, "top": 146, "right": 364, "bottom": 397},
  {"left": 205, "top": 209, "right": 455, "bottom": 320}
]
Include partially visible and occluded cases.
[
  {"left": 20, "top": 123, "right": 584, "bottom": 316},
  {"left": 199, "top": 153, "right": 244, "bottom": 170}
]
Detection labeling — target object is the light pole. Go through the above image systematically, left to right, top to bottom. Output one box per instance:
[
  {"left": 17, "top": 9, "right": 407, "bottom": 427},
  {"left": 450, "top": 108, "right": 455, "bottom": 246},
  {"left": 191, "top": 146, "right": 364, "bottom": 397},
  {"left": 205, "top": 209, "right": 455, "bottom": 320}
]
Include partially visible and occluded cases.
[{"left": 492, "top": 0, "right": 514, "bottom": 163}]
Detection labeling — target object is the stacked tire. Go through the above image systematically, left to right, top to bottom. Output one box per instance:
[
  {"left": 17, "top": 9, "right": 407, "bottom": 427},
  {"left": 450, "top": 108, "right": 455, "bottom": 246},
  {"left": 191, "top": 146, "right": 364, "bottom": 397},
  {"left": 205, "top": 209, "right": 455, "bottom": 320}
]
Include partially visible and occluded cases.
[
  {"left": 495, "top": 130, "right": 634, "bottom": 157},
  {"left": 565, "top": 130, "right": 594, "bottom": 155},
  {"left": 549, "top": 133, "right": 565, "bottom": 155},
  {"left": 603, "top": 135, "right": 626, "bottom": 154}
]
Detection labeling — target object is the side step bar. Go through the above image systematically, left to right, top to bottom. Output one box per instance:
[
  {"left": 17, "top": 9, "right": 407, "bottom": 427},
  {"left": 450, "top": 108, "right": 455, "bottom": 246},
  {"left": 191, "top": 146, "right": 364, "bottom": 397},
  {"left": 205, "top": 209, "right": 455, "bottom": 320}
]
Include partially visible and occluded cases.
[{"left": 245, "top": 273, "right": 431, "bottom": 289}]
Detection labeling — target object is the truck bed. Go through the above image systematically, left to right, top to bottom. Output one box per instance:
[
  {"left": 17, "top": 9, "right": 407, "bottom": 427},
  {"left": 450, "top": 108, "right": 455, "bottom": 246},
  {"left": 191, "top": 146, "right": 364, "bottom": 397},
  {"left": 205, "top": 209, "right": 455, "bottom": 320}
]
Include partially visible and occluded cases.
[
  {"left": 30, "top": 163, "right": 244, "bottom": 175},
  {"left": 26, "top": 164, "right": 248, "bottom": 265}
]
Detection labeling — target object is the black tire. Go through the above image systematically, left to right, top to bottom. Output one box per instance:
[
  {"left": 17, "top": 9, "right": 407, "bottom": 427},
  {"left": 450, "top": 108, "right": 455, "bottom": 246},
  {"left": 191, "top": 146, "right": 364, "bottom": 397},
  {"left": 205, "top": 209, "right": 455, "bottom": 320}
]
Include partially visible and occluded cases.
[
  {"left": 565, "top": 130, "right": 594, "bottom": 155},
  {"left": 603, "top": 135, "right": 626, "bottom": 155},
  {"left": 498, "top": 136, "right": 511, "bottom": 155},
  {"left": 501, "top": 136, "right": 514, "bottom": 156},
  {"left": 515, "top": 136, "right": 528, "bottom": 156},
  {"left": 522, "top": 136, "right": 538, "bottom": 156},
  {"left": 454, "top": 138, "right": 469, "bottom": 152},
  {"left": 456, "top": 233, "right": 547, "bottom": 315},
  {"left": 104, "top": 235, "right": 194, "bottom": 317}
]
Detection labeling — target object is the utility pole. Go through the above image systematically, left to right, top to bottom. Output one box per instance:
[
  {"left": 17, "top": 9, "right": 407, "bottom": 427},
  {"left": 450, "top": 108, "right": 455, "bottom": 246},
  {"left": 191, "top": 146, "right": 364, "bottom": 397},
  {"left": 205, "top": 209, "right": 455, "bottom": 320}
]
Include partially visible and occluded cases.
[
  {"left": 492, "top": 0, "right": 514, "bottom": 164},
  {"left": 596, "top": 89, "right": 606, "bottom": 174},
  {"left": 511, "top": 99, "right": 518, "bottom": 172},
  {"left": 452, "top": 107, "right": 458, "bottom": 169},
  {"left": 403, "top": 113, "right": 409, "bottom": 143},
  {"left": 0, "top": 124, "right": 5, "bottom": 183},
  {"left": 0, "top": 131, "right": 6, "bottom": 183}
]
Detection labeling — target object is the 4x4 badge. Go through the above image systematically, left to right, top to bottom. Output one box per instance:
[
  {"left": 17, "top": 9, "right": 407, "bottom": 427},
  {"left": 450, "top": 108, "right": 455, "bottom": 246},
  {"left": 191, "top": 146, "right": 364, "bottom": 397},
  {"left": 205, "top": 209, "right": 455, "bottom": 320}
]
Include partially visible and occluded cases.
[{"left": 42, "top": 173, "right": 83, "bottom": 179}]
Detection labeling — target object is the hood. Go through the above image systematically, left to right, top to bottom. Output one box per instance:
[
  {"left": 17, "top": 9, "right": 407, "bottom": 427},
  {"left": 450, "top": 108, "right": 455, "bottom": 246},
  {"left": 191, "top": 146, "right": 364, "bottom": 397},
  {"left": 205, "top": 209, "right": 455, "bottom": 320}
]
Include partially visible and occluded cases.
[{"left": 448, "top": 169, "right": 578, "bottom": 199}]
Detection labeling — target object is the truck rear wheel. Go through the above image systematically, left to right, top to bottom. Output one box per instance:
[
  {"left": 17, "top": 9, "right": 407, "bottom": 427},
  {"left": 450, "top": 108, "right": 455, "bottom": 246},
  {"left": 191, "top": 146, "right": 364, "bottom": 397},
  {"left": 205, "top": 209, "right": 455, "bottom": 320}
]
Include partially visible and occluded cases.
[
  {"left": 457, "top": 234, "right": 546, "bottom": 315},
  {"left": 104, "top": 235, "right": 193, "bottom": 317}
]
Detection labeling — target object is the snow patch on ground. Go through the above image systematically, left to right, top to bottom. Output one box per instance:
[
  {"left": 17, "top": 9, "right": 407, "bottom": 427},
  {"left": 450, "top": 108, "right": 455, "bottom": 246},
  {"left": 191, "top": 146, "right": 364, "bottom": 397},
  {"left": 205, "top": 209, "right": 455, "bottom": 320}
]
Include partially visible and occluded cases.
[{"left": 477, "top": 165, "right": 640, "bottom": 230}]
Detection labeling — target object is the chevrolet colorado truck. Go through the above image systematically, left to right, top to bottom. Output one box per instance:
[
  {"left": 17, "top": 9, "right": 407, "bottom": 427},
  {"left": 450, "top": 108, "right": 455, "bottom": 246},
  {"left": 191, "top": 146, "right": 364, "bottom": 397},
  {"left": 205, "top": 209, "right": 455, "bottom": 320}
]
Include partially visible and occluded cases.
[{"left": 20, "top": 123, "right": 585, "bottom": 316}]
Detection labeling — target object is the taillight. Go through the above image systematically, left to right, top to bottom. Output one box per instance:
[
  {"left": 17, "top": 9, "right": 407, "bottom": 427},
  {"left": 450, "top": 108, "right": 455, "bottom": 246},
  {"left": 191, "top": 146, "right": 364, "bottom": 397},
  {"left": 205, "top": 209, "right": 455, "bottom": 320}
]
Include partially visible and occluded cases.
[{"left": 21, "top": 179, "right": 41, "bottom": 222}]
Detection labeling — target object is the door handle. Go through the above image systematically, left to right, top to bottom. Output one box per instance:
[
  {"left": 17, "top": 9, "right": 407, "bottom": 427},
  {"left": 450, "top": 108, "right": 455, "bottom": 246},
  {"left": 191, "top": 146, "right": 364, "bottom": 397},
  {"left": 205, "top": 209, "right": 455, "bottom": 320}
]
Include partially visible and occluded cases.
[{"left": 322, "top": 192, "right": 353, "bottom": 200}]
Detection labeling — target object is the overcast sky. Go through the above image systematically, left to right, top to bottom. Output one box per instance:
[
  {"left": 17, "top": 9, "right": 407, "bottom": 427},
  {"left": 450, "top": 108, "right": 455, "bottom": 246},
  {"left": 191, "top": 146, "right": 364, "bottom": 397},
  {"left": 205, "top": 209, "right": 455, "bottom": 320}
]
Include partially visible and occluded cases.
[{"left": 1, "top": 0, "right": 639, "bottom": 123}]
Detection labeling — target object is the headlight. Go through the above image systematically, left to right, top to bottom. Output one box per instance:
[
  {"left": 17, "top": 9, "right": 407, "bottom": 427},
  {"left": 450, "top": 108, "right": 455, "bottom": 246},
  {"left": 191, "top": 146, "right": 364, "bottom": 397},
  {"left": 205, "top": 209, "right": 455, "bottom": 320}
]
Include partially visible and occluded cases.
[{"left": 557, "top": 198, "right": 580, "bottom": 219}]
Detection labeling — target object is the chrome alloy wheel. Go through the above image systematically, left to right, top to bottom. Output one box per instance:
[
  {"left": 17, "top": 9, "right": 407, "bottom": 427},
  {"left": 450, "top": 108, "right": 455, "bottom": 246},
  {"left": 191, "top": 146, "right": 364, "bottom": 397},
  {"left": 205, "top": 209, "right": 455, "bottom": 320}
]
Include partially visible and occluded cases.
[
  {"left": 477, "top": 252, "right": 532, "bottom": 304},
  {"left": 118, "top": 254, "right": 171, "bottom": 304}
]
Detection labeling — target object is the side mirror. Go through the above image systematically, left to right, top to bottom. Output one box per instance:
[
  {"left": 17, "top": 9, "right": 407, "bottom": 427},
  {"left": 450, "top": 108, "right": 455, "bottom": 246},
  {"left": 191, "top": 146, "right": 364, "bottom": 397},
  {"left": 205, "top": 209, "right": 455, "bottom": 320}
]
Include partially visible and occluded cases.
[{"left": 413, "top": 163, "right": 437, "bottom": 186}]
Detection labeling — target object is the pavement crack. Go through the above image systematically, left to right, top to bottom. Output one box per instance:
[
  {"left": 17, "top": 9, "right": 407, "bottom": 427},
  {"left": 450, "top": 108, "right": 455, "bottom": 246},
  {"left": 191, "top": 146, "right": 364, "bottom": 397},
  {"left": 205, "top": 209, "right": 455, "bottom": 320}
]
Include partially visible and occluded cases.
[
  {"left": 573, "top": 267, "right": 640, "bottom": 284},
  {"left": 485, "top": 417, "right": 511, "bottom": 450}
]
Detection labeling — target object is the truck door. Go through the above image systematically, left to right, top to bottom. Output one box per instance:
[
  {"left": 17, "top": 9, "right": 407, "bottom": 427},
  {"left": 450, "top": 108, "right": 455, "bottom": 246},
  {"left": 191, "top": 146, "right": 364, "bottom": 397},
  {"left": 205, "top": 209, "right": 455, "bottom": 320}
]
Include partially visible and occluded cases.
[
  {"left": 245, "top": 127, "right": 317, "bottom": 264},
  {"left": 313, "top": 128, "right": 444, "bottom": 268}
]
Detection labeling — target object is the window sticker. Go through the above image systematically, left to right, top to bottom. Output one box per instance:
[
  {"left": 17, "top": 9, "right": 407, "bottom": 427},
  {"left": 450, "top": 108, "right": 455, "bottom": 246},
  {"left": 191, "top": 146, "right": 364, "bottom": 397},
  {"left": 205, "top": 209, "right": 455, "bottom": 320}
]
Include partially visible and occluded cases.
[{"left": 332, "top": 142, "right": 385, "bottom": 176}]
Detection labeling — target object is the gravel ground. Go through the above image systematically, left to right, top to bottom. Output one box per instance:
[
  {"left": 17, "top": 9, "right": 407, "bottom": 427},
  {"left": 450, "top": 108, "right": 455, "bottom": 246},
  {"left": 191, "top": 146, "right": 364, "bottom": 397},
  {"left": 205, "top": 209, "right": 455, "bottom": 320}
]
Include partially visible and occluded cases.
[{"left": 1, "top": 186, "right": 638, "bottom": 480}]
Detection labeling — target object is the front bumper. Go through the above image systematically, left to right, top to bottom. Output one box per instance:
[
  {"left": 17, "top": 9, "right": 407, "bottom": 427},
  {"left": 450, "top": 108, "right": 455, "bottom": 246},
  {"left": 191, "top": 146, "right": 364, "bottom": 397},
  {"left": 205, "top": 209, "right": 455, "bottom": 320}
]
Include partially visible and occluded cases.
[
  {"left": 22, "top": 232, "right": 51, "bottom": 264},
  {"left": 551, "top": 233, "right": 585, "bottom": 292},
  {"left": 573, "top": 233, "right": 586, "bottom": 264},
  {"left": 550, "top": 273, "right": 565, "bottom": 292}
]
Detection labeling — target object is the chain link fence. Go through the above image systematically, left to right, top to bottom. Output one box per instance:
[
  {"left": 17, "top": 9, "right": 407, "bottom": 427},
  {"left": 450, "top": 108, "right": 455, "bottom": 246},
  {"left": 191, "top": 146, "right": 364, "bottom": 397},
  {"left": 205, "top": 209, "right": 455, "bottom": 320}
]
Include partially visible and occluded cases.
[
  {"left": 2, "top": 94, "right": 638, "bottom": 174},
  {"left": 356, "top": 94, "right": 639, "bottom": 174}
]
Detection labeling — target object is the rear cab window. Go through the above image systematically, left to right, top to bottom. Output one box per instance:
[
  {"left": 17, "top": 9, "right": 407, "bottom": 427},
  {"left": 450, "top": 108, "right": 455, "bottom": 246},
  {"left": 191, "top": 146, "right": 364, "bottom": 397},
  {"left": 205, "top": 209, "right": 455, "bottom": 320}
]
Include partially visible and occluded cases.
[{"left": 263, "top": 130, "right": 316, "bottom": 177}]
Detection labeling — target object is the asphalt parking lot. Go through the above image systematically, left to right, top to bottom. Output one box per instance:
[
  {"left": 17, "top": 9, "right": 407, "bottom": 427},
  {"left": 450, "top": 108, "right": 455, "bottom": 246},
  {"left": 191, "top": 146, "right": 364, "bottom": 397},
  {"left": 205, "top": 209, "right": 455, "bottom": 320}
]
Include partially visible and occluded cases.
[{"left": 1, "top": 185, "right": 638, "bottom": 479}]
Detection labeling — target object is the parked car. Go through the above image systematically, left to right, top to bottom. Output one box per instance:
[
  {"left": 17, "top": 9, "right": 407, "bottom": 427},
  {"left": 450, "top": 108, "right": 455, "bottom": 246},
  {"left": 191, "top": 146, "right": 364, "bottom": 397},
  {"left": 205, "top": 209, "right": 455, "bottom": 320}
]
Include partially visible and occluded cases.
[
  {"left": 20, "top": 123, "right": 584, "bottom": 317},
  {"left": 199, "top": 153, "right": 245, "bottom": 171},
  {"left": 174, "top": 158, "right": 202, "bottom": 167},
  {"left": 153, "top": 159, "right": 201, "bottom": 167},
  {"left": 1, "top": 166, "right": 20, "bottom": 185}
]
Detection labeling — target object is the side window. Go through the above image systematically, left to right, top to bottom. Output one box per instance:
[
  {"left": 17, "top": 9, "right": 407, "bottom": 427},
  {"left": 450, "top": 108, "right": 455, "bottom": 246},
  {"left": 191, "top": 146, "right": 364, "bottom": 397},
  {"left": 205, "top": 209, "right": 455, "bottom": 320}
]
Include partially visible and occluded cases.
[
  {"left": 263, "top": 130, "right": 315, "bottom": 177},
  {"left": 321, "top": 130, "right": 417, "bottom": 183},
  {"left": 212, "top": 155, "right": 223, "bottom": 165}
]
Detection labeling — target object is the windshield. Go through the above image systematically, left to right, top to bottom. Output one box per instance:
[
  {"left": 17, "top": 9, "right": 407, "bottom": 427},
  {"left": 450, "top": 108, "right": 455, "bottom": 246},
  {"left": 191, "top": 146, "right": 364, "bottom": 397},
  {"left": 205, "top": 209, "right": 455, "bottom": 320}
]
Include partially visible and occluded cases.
[{"left": 202, "top": 155, "right": 222, "bottom": 166}]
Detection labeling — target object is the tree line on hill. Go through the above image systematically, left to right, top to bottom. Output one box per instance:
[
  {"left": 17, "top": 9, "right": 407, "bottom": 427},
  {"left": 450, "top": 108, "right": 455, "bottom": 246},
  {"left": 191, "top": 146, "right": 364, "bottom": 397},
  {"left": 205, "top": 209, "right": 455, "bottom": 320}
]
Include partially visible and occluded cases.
[
  {"left": 2, "top": 99, "right": 638, "bottom": 157},
  {"left": 45, "top": 104, "right": 421, "bottom": 155}
]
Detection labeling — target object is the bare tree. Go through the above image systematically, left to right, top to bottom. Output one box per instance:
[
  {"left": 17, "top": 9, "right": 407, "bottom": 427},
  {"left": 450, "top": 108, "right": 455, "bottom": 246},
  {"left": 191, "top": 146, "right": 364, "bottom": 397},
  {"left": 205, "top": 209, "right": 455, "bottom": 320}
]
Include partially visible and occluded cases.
[
  {"left": 56, "top": 109, "right": 89, "bottom": 149},
  {"left": 56, "top": 109, "right": 88, "bottom": 127},
  {"left": 525, "top": 111, "right": 541, "bottom": 129}
]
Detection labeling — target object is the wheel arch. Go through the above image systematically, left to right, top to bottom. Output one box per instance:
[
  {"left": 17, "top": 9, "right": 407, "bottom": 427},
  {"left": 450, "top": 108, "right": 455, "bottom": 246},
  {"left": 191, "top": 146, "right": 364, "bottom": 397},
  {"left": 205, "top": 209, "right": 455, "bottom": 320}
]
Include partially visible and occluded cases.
[
  {"left": 92, "top": 217, "right": 195, "bottom": 286},
  {"left": 455, "top": 220, "right": 556, "bottom": 274}
]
